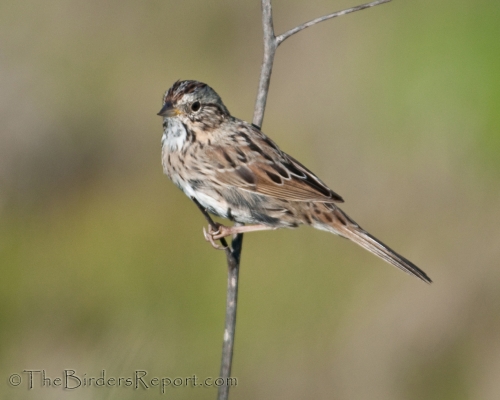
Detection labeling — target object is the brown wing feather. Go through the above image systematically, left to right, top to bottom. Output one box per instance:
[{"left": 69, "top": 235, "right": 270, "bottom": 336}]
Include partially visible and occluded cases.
[{"left": 204, "top": 124, "right": 344, "bottom": 203}]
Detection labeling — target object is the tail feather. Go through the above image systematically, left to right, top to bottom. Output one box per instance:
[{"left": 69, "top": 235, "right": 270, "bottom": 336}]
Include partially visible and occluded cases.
[{"left": 327, "top": 208, "right": 432, "bottom": 283}]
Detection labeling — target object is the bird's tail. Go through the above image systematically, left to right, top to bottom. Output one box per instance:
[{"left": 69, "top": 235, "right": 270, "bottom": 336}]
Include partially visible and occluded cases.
[{"left": 323, "top": 207, "right": 432, "bottom": 283}]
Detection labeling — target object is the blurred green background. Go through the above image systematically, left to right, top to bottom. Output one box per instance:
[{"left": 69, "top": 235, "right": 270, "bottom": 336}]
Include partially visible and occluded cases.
[{"left": 1, "top": 0, "right": 500, "bottom": 399}]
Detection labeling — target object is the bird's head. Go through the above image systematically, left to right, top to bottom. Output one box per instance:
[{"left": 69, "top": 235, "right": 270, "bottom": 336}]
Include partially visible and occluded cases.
[{"left": 158, "top": 80, "right": 230, "bottom": 128}]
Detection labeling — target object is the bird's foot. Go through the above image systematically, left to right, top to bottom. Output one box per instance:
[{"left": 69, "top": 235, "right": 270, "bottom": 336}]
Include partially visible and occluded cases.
[{"left": 203, "top": 223, "right": 229, "bottom": 250}]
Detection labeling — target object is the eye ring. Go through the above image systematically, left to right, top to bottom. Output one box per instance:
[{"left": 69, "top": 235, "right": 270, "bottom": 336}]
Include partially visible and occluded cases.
[{"left": 191, "top": 101, "right": 201, "bottom": 112}]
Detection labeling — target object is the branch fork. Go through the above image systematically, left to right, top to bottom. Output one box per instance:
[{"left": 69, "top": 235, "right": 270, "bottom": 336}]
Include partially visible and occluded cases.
[{"left": 192, "top": 1, "right": 392, "bottom": 399}]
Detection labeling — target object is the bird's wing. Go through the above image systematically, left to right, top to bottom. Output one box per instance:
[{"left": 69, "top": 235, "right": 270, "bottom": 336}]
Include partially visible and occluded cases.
[{"left": 202, "top": 125, "right": 344, "bottom": 203}]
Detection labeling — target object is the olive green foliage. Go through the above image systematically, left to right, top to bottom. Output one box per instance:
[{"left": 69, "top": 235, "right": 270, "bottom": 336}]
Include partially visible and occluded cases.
[{"left": 1, "top": 1, "right": 499, "bottom": 399}]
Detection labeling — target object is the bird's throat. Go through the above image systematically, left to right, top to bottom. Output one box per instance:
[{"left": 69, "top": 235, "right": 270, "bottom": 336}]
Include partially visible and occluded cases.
[{"left": 163, "top": 118, "right": 188, "bottom": 152}]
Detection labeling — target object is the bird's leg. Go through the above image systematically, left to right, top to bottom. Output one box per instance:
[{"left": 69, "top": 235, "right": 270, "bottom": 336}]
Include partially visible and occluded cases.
[
  {"left": 203, "top": 223, "right": 276, "bottom": 248},
  {"left": 214, "top": 223, "right": 276, "bottom": 239}
]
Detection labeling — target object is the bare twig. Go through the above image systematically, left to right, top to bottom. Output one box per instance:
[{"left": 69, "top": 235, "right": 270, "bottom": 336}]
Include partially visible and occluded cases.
[
  {"left": 252, "top": 0, "right": 277, "bottom": 127},
  {"left": 253, "top": 0, "right": 391, "bottom": 126},
  {"left": 276, "top": 0, "right": 391, "bottom": 45},
  {"left": 215, "top": 1, "right": 391, "bottom": 399},
  {"left": 192, "top": 198, "right": 240, "bottom": 400},
  {"left": 217, "top": 230, "right": 242, "bottom": 400}
]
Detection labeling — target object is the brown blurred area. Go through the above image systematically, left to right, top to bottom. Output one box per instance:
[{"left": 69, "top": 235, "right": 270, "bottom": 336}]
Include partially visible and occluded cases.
[{"left": 1, "top": 0, "right": 500, "bottom": 399}]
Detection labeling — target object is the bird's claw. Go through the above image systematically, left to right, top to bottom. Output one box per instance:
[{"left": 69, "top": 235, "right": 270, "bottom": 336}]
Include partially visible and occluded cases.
[{"left": 203, "top": 224, "right": 228, "bottom": 250}]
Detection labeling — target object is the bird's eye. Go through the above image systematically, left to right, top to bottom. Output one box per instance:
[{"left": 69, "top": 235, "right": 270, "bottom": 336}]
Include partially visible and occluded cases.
[{"left": 191, "top": 101, "right": 201, "bottom": 112}]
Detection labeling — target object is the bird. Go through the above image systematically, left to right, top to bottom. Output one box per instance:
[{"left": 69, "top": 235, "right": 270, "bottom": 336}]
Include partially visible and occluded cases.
[{"left": 158, "top": 80, "right": 431, "bottom": 283}]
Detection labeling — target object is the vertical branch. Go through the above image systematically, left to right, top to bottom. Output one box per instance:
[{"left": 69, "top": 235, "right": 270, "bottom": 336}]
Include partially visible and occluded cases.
[
  {"left": 217, "top": 0, "right": 278, "bottom": 400},
  {"left": 252, "top": 0, "right": 277, "bottom": 128},
  {"left": 216, "top": 1, "right": 391, "bottom": 399},
  {"left": 218, "top": 2, "right": 277, "bottom": 400},
  {"left": 217, "top": 233, "right": 241, "bottom": 400}
]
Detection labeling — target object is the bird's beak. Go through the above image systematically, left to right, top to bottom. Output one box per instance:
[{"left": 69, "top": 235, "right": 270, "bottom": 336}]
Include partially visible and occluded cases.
[{"left": 157, "top": 101, "right": 178, "bottom": 117}]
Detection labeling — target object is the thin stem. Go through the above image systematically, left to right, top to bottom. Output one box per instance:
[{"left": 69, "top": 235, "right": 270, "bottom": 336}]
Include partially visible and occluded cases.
[
  {"left": 252, "top": 0, "right": 277, "bottom": 128},
  {"left": 276, "top": 0, "right": 391, "bottom": 46},
  {"left": 213, "top": 1, "right": 391, "bottom": 399},
  {"left": 218, "top": 2, "right": 278, "bottom": 399},
  {"left": 191, "top": 198, "right": 240, "bottom": 400},
  {"left": 217, "top": 239, "right": 240, "bottom": 400}
]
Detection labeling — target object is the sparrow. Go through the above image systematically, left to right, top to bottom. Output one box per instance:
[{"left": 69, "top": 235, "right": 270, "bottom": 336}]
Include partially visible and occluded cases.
[{"left": 158, "top": 80, "right": 431, "bottom": 283}]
